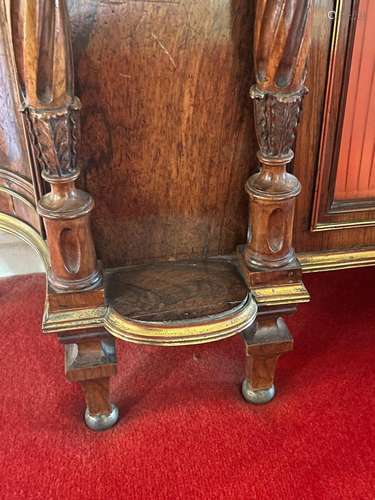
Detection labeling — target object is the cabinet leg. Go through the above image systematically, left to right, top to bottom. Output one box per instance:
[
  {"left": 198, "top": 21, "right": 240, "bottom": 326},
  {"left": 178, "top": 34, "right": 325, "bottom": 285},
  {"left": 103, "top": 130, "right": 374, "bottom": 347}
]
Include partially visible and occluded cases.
[
  {"left": 242, "top": 314, "right": 293, "bottom": 404},
  {"left": 63, "top": 334, "right": 119, "bottom": 431},
  {"left": 80, "top": 377, "right": 119, "bottom": 431}
]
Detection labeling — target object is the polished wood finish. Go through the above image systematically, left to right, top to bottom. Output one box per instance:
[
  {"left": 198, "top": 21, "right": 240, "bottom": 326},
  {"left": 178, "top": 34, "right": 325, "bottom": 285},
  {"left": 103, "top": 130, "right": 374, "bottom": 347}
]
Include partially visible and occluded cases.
[
  {"left": 5, "top": 0, "right": 370, "bottom": 425},
  {"left": 6, "top": 0, "right": 260, "bottom": 427},
  {"left": 10, "top": 0, "right": 101, "bottom": 291},
  {"left": 63, "top": 0, "right": 375, "bottom": 259},
  {"left": 67, "top": 0, "right": 255, "bottom": 267},
  {"left": 68, "top": 0, "right": 375, "bottom": 263},
  {"left": 239, "top": 0, "right": 312, "bottom": 398},
  {"left": 243, "top": 0, "right": 312, "bottom": 270},
  {"left": 2, "top": 1, "right": 375, "bottom": 265},
  {"left": 8, "top": 1, "right": 115, "bottom": 424},
  {"left": 0, "top": 2, "right": 41, "bottom": 232},
  {"left": 0, "top": 3, "right": 29, "bottom": 177},
  {"left": 238, "top": 245, "right": 303, "bottom": 288},
  {"left": 104, "top": 259, "right": 256, "bottom": 346},
  {"left": 106, "top": 260, "right": 248, "bottom": 322},
  {"left": 48, "top": 281, "right": 104, "bottom": 312},
  {"left": 243, "top": 314, "right": 293, "bottom": 391},
  {"left": 64, "top": 335, "right": 117, "bottom": 417},
  {"left": 64, "top": 336, "right": 117, "bottom": 382},
  {"left": 80, "top": 378, "right": 112, "bottom": 417}
]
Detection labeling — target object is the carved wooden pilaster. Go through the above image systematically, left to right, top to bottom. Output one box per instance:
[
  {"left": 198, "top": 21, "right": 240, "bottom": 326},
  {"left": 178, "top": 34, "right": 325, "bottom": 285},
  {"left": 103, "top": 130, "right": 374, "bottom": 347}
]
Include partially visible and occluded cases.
[
  {"left": 10, "top": 0, "right": 101, "bottom": 292},
  {"left": 243, "top": 0, "right": 312, "bottom": 270},
  {"left": 240, "top": 1, "right": 312, "bottom": 404}
]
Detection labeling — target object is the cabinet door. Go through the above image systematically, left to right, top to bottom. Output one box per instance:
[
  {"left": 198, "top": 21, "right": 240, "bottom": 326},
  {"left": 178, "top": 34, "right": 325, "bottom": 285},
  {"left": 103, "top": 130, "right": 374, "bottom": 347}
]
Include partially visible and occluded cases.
[
  {"left": 311, "top": 0, "right": 375, "bottom": 230},
  {"left": 0, "top": 1, "right": 41, "bottom": 232}
]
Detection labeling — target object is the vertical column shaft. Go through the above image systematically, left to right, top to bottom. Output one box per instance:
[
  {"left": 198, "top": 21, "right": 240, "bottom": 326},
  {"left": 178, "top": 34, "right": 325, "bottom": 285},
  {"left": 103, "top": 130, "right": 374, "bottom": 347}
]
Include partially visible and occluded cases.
[
  {"left": 10, "top": 0, "right": 101, "bottom": 291},
  {"left": 244, "top": 0, "right": 313, "bottom": 270}
]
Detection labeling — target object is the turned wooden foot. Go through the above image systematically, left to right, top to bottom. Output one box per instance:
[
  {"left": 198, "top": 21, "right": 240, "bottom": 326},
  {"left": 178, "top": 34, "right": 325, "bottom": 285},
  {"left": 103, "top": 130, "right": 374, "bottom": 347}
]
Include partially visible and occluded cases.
[
  {"left": 242, "top": 313, "right": 293, "bottom": 404},
  {"left": 62, "top": 334, "right": 119, "bottom": 430},
  {"left": 80, "top": 377, "right": 119, "bottom": 431}
]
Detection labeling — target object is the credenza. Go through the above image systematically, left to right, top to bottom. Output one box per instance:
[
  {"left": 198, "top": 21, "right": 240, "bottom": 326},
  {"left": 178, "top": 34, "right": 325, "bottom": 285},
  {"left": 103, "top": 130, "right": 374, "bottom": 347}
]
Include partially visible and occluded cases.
[{"left": 0, "top": 0, "right": 374, "bottom": 430}]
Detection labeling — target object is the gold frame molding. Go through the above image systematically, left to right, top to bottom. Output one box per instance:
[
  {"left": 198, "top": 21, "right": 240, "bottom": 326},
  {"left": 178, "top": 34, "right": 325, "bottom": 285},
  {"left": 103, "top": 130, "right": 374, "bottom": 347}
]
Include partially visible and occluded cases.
[
  {"left": 0, "top": 167, "right": 36, "bottom": 198},
  {"left": 0, "top": 185, "right": 36, "bottom": 210},
  {"left": 2, "top": 212, "right": 373, "bottom": 335},
  {"left": 298, "top": 248, "right": 375, "bottom": 272},
  {"left": 251, "top": 283, "right": 310, "bottom": 305},
  {"left": 43, "top": 292, "right": 257, "bottom": 346},
  {"left": 104, "top": 295, "right": 257, "bottom": 346},
  {"left": 43, "top": 303, "right": 107, "bottom": 334}
]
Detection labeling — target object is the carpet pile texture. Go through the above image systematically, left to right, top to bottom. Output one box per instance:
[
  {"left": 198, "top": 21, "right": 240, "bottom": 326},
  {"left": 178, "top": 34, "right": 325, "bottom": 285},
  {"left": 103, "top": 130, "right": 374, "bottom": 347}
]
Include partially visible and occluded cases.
[{"left": 0, "top": 268, "right": 374, "bottom": 499}]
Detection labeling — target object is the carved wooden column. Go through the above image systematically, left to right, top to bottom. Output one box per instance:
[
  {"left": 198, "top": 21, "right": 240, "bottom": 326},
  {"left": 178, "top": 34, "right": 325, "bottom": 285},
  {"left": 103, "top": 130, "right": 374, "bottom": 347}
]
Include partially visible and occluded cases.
[
  {"left": 10, "top": 0, "right": 118, "bottom": 430},
  {"left": 11, "top": 0, "right": 100, "bottom": 292},
  {"left": 239, "top": 0, "right": 312, "bottom": 403}
]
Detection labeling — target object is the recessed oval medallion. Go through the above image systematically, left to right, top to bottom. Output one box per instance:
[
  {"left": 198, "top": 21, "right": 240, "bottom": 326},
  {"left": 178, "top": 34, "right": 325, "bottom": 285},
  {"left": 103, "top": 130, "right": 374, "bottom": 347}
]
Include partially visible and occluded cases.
[
  {"left": 267, "top": 209, "right": 285, "bottom": 253},
  {"left": 60, "top": 228, "right": 81, "bottom": 274}
]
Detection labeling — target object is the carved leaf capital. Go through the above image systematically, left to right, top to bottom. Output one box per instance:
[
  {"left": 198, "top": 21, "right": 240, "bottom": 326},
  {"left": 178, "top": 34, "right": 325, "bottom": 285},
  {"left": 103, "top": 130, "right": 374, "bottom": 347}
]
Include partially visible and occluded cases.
[
  {"left": 250, "top": 85, "right": 307, "bottom": 160},
  {"left": 25, "top": 98, "right": 81, "bottom": 179}
]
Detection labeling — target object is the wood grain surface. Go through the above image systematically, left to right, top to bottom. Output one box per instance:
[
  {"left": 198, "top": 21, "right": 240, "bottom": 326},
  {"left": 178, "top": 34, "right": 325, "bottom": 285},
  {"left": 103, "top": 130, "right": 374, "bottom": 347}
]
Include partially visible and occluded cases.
[
  {"left": 3, "top": 0, "right": 375, "bottom": 264},
  {"left": 67, "top": 0, "right": 256, "bottom": 266},
  {"left": 9, "top": 1, "right": 103, "bottom": 291},
  {"left": 0, "top": 2, "right": 41, "bottom": 231},
  {"left": 0, "top": 2, "right": 30, "bottom": 177},
  {"left": 105, "top": 259, "right": 249, "bottom": 322}
]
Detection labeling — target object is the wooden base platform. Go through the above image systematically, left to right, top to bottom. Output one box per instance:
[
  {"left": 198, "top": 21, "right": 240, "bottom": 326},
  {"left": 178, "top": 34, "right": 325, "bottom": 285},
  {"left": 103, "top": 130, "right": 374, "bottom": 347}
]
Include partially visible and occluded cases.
[{"left": 103, "top": 259, "right": 257, "bottom": 346}]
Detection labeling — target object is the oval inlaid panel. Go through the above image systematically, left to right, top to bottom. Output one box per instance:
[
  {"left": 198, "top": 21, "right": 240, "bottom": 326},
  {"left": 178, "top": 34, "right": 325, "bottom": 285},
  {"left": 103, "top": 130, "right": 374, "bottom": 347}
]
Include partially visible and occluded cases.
[
  {"left": 267, "top": 208, "right": 285, "bottom": 253},
  {"left": 60, "top": 228, "right": 81, "bottom": 274}
]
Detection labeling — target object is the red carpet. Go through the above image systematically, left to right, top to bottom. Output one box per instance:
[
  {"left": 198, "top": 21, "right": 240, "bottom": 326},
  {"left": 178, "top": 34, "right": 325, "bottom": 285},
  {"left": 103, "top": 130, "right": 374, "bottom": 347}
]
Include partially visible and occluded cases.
[{"left": 0, "top": 268, "right": 374, "bottom": 499}]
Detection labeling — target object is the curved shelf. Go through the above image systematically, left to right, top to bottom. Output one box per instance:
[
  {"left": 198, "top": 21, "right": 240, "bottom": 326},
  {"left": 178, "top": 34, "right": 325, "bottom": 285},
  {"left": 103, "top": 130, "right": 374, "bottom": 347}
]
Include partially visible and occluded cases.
[{"left": 104, "top": 259, "right": 257, "bottom": 346}]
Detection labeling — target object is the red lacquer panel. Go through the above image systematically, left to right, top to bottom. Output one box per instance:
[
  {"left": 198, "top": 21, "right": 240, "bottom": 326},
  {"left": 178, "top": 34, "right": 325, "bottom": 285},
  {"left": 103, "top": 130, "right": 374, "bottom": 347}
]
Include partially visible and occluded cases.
[{"left": 334, "top": 0, "right": 375, "bottom": 201}]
